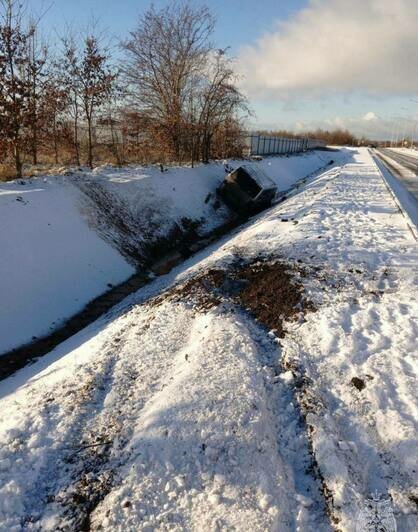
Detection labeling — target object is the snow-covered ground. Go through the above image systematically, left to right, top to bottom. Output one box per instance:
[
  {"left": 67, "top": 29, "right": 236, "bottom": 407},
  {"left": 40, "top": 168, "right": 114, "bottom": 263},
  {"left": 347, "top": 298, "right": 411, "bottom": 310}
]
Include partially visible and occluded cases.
[
  {"left": 0, "top": 148, "right": 416, "bottom": 531},
  {"left": 0, "top": 150, "right": 338, "bottom": 355},
  {"left": 0, "top": 178, "right": 135, "bottom": 354}
]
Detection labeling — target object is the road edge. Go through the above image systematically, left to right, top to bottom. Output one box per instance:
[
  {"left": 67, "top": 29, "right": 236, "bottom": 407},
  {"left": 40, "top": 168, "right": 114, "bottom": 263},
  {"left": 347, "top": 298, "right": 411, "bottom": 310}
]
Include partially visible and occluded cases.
[{"left": 370, "top": 149, "right": 418, "bottom": 242}]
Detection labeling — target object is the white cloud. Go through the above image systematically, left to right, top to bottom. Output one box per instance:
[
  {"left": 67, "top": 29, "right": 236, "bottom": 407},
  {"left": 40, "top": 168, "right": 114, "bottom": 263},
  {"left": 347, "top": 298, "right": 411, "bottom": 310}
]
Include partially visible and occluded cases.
[
  {"left": 238, "top": 0, "right": 418, "bottom": 99},
  {"left": 363, "top": 112, "right": 378, "bottom": 121}
]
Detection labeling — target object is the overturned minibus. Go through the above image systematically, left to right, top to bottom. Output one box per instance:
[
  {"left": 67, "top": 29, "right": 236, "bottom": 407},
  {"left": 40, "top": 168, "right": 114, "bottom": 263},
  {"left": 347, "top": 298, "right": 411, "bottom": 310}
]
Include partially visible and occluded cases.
[{"left": 218, "top": 164, "right": 277, "bottom": 215}]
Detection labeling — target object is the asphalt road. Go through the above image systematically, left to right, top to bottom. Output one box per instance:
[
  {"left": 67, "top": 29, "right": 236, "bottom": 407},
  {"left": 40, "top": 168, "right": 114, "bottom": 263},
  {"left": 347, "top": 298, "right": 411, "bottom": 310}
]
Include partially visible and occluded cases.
[{"left": 377, "top": 148, "right": 418, "bottom": 200}]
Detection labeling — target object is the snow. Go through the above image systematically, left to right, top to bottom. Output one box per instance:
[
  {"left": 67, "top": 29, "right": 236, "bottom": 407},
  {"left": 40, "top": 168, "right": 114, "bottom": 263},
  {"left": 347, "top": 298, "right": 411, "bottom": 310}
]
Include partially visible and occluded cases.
[
  {"left": 1, "top": 148, "right": 416, "bottom": 530},
  {"left": 0, "top": 150, "right": 338, "bottom": 355},
  {"left": 0, "top": 178, "right": 134, "bottom": 354}
]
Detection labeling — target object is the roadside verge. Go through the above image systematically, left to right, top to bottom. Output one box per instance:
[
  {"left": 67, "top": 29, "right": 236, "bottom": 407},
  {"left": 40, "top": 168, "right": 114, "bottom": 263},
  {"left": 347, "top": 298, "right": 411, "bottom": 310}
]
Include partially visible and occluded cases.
[{"left": 371, "top": 150, "right": 418, "bottom": 241}]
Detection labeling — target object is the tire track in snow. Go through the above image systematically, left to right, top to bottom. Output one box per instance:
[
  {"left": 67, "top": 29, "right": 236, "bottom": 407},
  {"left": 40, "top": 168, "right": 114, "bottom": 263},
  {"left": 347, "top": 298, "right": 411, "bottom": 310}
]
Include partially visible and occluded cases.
[
  {"left": 277, "top": 222, "right": 418, "bottom": 529},
  {"left": 69, "top": 259, "right": 331, "bottom": 531},
  {"left": 0, "top": 300, "right": 198, "bottom": 530},
  {"left": 45, "top": 302, "right": 200, "bottom": 530},
  {"left": 83, "top": 304, "right": 330, "bottom": 531},
  {"left": 238, "top": 312, "right": 332, "bottom": 532},
  {"left": 304, "top": 323, "right": 417, "bottom": 529}
]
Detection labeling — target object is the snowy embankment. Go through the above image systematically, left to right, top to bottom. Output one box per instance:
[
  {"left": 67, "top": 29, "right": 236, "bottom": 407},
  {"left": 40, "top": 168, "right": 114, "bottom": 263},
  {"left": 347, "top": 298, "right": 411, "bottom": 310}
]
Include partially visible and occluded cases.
[
  {"left": 1, "top": 148, "right": 416, "bottom": 531},
  {"left": 0, "top": 150, "right": 338, "bottom": 355},
  {"left": 74, "top": 151, "right": 339, "bottom": 258},
  {"left": 0, "top": 179, "right": 135, "bottom": 354}
]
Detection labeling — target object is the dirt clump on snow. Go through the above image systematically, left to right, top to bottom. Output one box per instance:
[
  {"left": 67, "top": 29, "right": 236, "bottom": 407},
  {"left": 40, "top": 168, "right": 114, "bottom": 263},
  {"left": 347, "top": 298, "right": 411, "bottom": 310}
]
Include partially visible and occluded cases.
[
  {"left": 160, "top": 259, "right": 315, "bottom": 338},
  {"left": 235, "top": 261, "right": 315, "bottom": 338},
  {"left": 169, "top": 269, "right": 226, "bottom": 311},
  {"left": 351, "top": 376, "right": 366, "bottom": 391},
  {"left": 409, "top": 494, "right": 418, "bottom": 510}
]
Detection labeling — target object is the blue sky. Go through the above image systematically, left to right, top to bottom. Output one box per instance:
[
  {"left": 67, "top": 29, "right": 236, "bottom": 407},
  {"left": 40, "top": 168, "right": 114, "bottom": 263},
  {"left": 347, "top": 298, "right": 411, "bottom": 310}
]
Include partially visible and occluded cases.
[
  {"left": 30, "top": 0, "right": 418, "bottom": 139},
  {"left": 32, "top": 0, "right": 307, "bottom": 51}
]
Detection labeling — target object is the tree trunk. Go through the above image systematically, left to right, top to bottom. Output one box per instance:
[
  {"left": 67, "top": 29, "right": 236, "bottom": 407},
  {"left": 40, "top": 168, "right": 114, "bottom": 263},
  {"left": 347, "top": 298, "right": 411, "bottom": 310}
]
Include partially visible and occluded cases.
[
  {"left": 73, "top": 100, "right": 80, "bottom": 166},
  {"left": 53, "top": 115, "right": 59, "bottom": 164},
  {"left": 87, "top": 116, "right": 93, "bottom": 168},
  {"left": 74, "top": 120, "right": 80, "bottom": 166},
  {"left": 110, "top": 121, "right": 122, "bottom": 166},
  {"left": 32, "top": 124, "right": 38, "bottom": 165},
  {"left": 202, "top": 132, "right": 211, "bottom": 163},
  {"left": 14, "top": 142, "right": 22, "bottom": 179}
]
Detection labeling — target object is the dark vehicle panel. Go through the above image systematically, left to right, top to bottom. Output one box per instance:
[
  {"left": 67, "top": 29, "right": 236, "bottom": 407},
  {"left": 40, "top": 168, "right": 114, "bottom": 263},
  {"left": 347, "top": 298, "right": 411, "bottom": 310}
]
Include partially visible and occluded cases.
[{"left": 218, "top": 165, "right": 277, "bottom": 215}]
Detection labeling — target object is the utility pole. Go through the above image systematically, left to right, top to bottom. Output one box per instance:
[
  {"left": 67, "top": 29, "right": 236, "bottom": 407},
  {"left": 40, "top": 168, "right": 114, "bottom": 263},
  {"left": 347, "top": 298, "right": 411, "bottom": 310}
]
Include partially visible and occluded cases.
[
  {"left": 409, "top": 98, "right": 418, "bottom": 149},
  {"left": 400, "top": 107, "right": 409, "bottom": 148},
  {"left": 389, "top": 120, "right": 398, "bottom": 148},
  {"left": 393, "top": 120, "right": 400, "bottom": 148}
]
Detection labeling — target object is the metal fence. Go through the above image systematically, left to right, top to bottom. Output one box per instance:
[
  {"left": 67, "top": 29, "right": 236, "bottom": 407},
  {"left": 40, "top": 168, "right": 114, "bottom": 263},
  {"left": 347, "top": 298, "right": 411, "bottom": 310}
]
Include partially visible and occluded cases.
[{"left": 245, "top": 134, "right": 326, "bottom": 156}]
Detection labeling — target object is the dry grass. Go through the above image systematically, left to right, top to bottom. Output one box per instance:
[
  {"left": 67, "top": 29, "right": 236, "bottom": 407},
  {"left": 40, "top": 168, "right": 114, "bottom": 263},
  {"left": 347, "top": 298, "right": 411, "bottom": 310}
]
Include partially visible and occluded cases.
[{"left": 0, "top": 164, "right": 18, "bottom": 182}]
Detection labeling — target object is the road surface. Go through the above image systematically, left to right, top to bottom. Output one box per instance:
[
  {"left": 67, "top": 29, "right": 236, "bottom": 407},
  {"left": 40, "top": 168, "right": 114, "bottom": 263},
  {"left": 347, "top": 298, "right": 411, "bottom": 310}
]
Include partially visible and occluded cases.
[{"left": 377, "top": 148, "right": 418, "bottom": 200}]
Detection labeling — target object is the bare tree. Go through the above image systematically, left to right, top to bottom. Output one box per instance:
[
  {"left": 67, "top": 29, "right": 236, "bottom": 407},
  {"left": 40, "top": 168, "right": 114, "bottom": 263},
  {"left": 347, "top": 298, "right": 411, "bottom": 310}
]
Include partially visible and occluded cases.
[
  {"left": 0, "top": 0, "right": 33, "bottom": 177},
  {"left": 0, "top": 1, "right": 250, "bottom": 176},
  {"left": 122, "top": 2, "right": 214, "bottom": 162},
  {"left": 26, "top": 19, "right": 47, "bottom": 165},
  {"left": 78, "top": 33, "right": 116, "bottom": 168},
  {"left": 59, "top": 34, "right": 82, "bottom": 165},
  {"left": 195, "top": 49, "right": 248, "bottom": 162},
  {"left": 40, "top": 70, "right": 68, "bottom": 164},
  {"left": 99, "top": 79, "right": 126, "bottom": 166}
]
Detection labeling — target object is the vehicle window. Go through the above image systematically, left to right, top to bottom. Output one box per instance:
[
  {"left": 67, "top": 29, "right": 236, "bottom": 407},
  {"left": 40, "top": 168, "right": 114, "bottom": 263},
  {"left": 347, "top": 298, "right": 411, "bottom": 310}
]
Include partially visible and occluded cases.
[
  {"left": 234, "top": 168, "right": 261, "bottom": 198},
  {"left": 257, "top": 189, "right": 274, "bottom": 201}
]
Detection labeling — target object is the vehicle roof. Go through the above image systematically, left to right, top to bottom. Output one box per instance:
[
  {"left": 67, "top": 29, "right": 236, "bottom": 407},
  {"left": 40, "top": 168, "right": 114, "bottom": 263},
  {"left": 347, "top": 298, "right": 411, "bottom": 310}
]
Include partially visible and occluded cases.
[{"left": 234, "top": 164, "right": 277, "bottom": 191}]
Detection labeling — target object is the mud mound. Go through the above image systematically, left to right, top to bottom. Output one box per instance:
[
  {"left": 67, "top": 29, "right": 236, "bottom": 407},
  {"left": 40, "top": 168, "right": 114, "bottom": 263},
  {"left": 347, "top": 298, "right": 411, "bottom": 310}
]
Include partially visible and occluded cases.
[
  {"left": 162, "top": 259, "right": 315, "bottom": 338},
  {"left": 236, "top": 261, "right": 315, "bottom": 337},
  {"left": 165, "top": 269, "right": 226, "bottom": 311}
]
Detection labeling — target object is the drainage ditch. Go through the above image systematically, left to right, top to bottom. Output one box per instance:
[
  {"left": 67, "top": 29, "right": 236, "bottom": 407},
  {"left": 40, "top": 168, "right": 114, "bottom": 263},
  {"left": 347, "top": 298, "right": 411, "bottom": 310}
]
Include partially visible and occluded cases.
[
  {"left": 0, "top": 160, "right": 333, "bottom": 381},
  {"left": 0, "top": 217, "right": 244, "bottom": 381}
]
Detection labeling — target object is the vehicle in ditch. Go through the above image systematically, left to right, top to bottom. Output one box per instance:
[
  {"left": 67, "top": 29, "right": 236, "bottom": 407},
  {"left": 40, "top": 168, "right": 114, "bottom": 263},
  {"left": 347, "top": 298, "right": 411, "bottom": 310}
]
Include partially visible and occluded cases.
[{"left": 218, "top": 164, "right": 278, "bottom": 215}]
